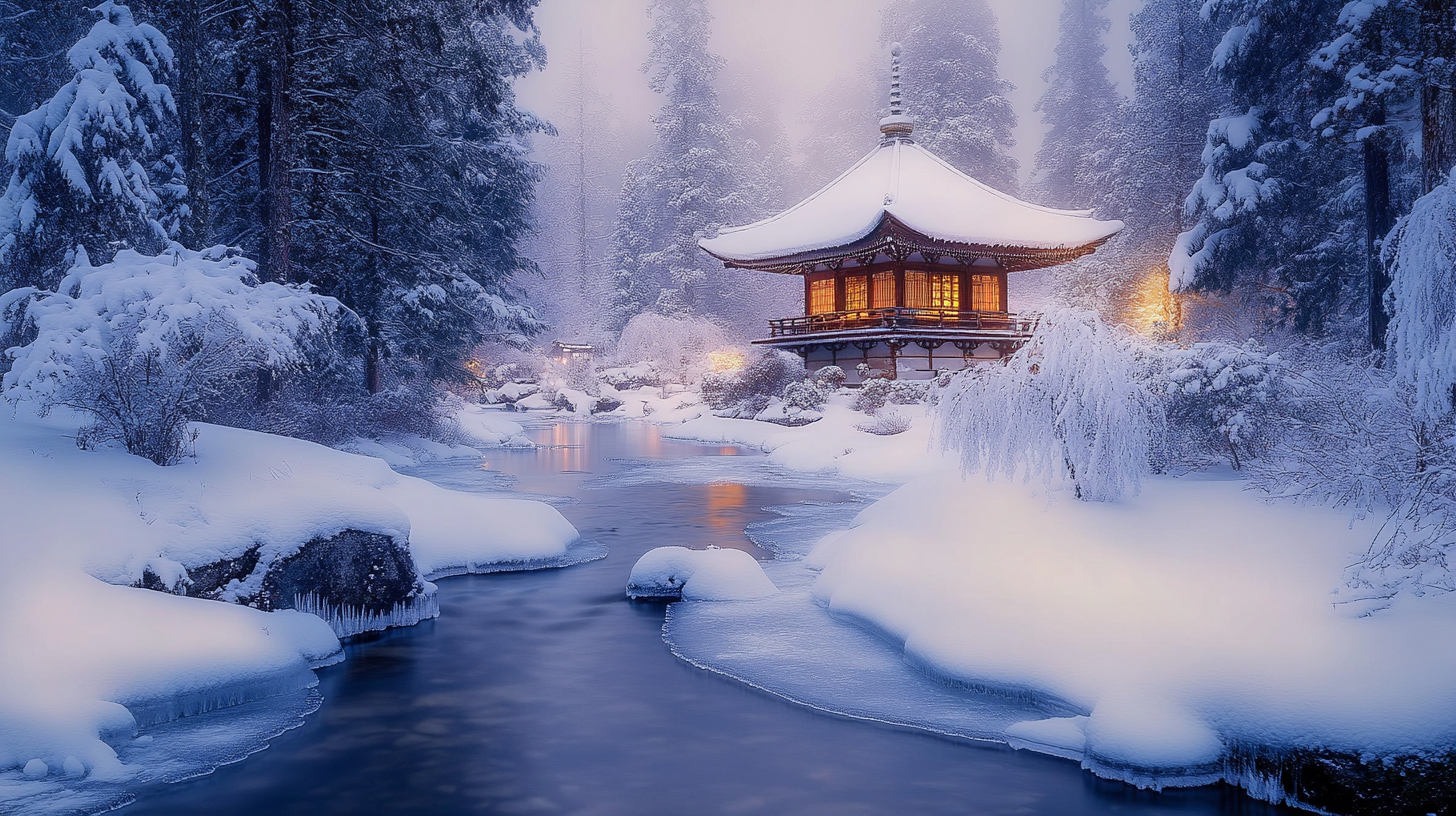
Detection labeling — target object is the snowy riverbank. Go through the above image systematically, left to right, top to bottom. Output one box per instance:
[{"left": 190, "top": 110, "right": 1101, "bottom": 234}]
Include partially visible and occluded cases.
[
  {"left": 603, "top": 394, "right": 1456, "bottom": 808},
  {"left": 0, "top": 406, "right": 580, "bottom": 814}
]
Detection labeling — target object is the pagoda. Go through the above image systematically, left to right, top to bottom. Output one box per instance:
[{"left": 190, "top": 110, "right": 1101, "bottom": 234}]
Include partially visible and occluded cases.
[{"left": 698, "top": 44, "right": 1124, "bottom": 382}]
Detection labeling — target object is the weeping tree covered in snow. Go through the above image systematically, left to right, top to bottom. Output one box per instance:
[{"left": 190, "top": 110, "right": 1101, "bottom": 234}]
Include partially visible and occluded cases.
[
  {"left": 607, "top": 0, "right": 755, "bottom": 329},
  {"left": 880, "top": 0, "right": 1020, "bottom": 193},
  {"left": 1030, "top": 0, "right": 1122, "bottom": 210},
  {"left": 0, "top": 1, "right": 186, "bottom": 291},
  {"left": 1383, "top": 168, "right": 1456, "bottom": 422},
  {"left": 0, "top": 245, "right": 355, "bottom": 465},
  {"left": 937, "top": 310, "right": 1164, "bottom": 502}
]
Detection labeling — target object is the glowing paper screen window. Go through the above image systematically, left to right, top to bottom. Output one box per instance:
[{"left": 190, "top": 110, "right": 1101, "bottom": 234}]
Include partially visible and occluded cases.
[
  {"left": 872, "top": 271, "right": 896, "bottom": 308},
  {"left": 905, "top": 272, "right": 960, "bottom": 309},
  {"left": 970, "top": 274, "right": 1001, "bottom": 312},
  {"left": 844, "top": 275, "right": 869, "bottom": 311},
  {"left": 809, "top": 279, "right": 835, "bottom": 315}
]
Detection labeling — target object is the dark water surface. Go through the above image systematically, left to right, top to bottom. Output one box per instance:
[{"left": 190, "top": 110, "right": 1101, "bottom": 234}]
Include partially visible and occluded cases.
[{"left": 126, "top": 421, "right": 1288, "bottom": 816}]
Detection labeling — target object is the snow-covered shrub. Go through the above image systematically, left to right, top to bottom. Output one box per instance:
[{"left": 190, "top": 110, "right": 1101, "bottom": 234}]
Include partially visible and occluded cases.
[
  {"left": 1383, "top": 167, "right": 1456, "bottom": 424},
  {"left": 1, "top": 246, "right": 351, "bottom": 464},
  {"left": 937, "top": 309, "right": 1164, "bottom": 502},
  {"left": 614, "top": 312, "right": 732, "bottom": 385},
  {"left": 1164, "top": 340, "right": 1283, "bottom": 469},
  {"left": 701, "top": 349, "right": 804, "bottom": 417},
  {"left": 1245, "top": 352, "right": 1456, "bottom": 606},
  {"left": 814, "top": 365, "right": 847, "bottom": 390},
  {"left": 852, "top": 378, "right": 892, "bottom": 413},
  {"left": 782, "top": 379, "right": 827, "bottom": 411},
  {"left": 887, "top": 379, "right": 928, "bottom": 405},
  {"left": 855, "top": 408, "right": 912, "bottom": 436}
]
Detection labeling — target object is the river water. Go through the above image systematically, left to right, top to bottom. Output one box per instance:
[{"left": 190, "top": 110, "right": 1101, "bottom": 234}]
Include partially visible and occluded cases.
[{"left": 125, "top": 421, "right": 1289, "bottom": 816}]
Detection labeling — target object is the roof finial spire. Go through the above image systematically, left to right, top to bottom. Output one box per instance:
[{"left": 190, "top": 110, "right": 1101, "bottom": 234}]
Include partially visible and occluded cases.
[
  {"left": 880, "top": 42, "right": 914, "bottom": 143},
  {"left": 889, "top": 42, "right": 904, "bottom": 116}
]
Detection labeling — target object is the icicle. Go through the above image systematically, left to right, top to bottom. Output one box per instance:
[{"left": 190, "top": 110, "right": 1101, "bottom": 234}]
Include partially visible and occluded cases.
[{"left": 293, "top": 586, "right": 441, "bottom": 640}]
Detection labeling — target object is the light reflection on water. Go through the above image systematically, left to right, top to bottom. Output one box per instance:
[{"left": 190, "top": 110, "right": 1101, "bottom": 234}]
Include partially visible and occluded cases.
[{"left": 123, "top": 420, "right": 1292, "bottom": 816}]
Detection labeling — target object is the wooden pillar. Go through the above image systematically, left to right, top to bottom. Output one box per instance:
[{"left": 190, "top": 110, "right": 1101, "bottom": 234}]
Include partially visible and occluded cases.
[
  {"left": 894, "top": 263, "right": 906, "bottom": 308},
  {"left": 998, "top": 270, "right": 1009, "bottom": 312},
  {"left": 835, "top": 271, "right": 846, "bottom": 312},
  {"left": 803, "top": 274, "right": 812, "bottom": 317}
]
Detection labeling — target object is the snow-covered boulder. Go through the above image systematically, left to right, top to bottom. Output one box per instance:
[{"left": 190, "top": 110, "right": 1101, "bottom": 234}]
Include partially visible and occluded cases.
[{"left": 626, "top": 546, "right": 777, "bottom": 601}]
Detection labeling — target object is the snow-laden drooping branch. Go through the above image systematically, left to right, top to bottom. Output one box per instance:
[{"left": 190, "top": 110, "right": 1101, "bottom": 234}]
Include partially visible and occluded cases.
[
  {"left": 1383, "top": 168, "right": 1456, "bottom": 424},
  {"left": 936, "top": 309, "right": 1165, "bottom": 502}
]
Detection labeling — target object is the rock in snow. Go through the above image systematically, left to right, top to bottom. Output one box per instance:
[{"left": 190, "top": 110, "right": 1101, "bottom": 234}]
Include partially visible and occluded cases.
[{"left": 627, "top": 547, "right": 778, "bottom": 601}]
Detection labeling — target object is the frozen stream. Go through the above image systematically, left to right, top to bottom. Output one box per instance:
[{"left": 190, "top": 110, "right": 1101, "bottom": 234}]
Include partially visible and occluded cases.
[{"left": 124, "top": 421, "right": 1289, "bottom": 816}]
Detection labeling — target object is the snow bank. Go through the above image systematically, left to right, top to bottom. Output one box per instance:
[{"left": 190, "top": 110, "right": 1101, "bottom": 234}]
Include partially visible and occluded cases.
[
  {"left": 664, "top": 398, "right": 954, "bottom": 484},
  {"left": 0, "top": 407, "right": 580, "bottom": 804},
  {"left": 809, "top": 474, "right": 1456, "bottom": 774},
  {"left": 627, "top": 547, "right": 778, "bottom": 601}
]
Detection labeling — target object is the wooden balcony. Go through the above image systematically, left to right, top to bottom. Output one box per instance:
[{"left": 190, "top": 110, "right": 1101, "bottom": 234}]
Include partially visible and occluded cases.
[{"left": 766, "top": 307, "right": 1033, "bottom": 339}]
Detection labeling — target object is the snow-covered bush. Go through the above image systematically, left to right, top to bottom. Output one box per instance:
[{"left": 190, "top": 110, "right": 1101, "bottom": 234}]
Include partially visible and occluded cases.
[
  {"left": 1383, "top": 167, "right": 1456, "bottom": 424},
  {"left": 1, "top": 246, "right": 352, "bottom": 464},
  {"left": 937, "top": 309, "right": 1164, "bottom": 502},
  {"left": 614, "top": 312, "right": 732, "bottom": 385},
  {"left": 1164, "top": 340, "right": 1283, "bottom": 470},
  {"left": 701, "top": 349, "right": 804, "bottom": 417},
  {"left": 1245, "top": 352, "right": 1456, "bottom": 606},
  {"left": 814, "top": 365, "right": 846, "bottom": 390},
  {"left": 852, "top": 378, "right": 892, "bottom": 413},
  {"left": 782, "top": 379, "right": 827, "bottom": 411},
  {"left": 887, "top": 379, "right": 928, "bottom": 405},
  {"left": 855, "top": 408, "right": 912, "bottom": 436}
]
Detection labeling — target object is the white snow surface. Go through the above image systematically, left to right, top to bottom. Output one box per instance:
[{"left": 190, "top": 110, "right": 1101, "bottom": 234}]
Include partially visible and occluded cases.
[
  {"left": 698, "top": 138, "right": 1123, "bottom": 263},
  {"left": 0, "top": 407, "right": 579, "bottom": 799},
  {"left": 811, "top": 474, "right": 1456, "bottom": 765},
  {"left": 627, "top": 547, "right": 778, "bottom": 601}
]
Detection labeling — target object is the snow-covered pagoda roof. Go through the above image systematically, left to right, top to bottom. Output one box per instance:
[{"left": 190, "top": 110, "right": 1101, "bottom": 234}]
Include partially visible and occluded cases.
[
  {"left": 700, "top": 43, "right": 1122, "bottom": 275},
  {"left": 699, "top": 138, "right": 1125, "bottom": 273}
]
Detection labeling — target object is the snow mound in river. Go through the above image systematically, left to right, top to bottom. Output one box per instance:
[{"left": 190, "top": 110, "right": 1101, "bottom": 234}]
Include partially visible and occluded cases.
[{"left": 627, "top": 547, "right": 777, "bottom": 601}]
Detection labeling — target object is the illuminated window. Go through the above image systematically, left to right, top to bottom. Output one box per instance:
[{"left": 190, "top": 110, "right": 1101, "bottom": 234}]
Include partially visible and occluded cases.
[
  {"left": 872, "top": 271, "right": 896, "bottom": 308},
  {"left": 904, "top": 271, "right": 929, "bottom": 308},
  {"left": 905, "top": 271, "right": 959, "bottom": 309},
  {"left": 932, "top": 274, "right": 960, "bottom": 309},
  {"left": 970, "top": 274, "right": 1001, "bottom": 312},
  {"left": 844, "top": 275, "right": 868, "bottom": 311},
  {"left": 809, "top": 278, "right": 835, "bottom": 315}
]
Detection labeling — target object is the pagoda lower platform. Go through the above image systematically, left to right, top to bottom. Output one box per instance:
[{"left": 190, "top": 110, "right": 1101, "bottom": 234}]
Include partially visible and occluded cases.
[{"left": 753, "top": 307, "right": 1032, "bottom": 382}]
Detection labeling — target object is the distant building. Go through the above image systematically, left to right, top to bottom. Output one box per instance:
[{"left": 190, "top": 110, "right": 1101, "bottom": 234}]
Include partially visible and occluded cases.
[
  {"left": 699, "top": 45, "right": 1123, "bottom": 382},
  {"left": 549, "top": 341, "right": 594, "bottom": 365}
]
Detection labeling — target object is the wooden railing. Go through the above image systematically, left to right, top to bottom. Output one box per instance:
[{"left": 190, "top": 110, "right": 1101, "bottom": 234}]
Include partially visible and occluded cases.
[{"left": 767, "top": 307, "right": 1033, "bottom": 338}]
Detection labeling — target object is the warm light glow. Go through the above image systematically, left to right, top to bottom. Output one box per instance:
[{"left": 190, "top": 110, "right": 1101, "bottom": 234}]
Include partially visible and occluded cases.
[
  {"left": 1125, "top": 266, "right": 1182, "bottom": 338},
  {"left": 708, "top": 350, "right": 747, "bottom": 372}
]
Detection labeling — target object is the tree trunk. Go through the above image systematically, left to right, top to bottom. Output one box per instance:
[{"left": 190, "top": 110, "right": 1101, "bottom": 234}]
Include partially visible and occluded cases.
[
  {"left": 169, "top": 0, "right": 208, "bottom": 247},
  {"left": 257, "top": 0, "right": 293, "bottom": 283},
  {"left": 1421, "top": 0, "right": 1456, "bottom": 194},
  {"left": 1365, "top": 107, "right": 1394, "bottom": 350}
]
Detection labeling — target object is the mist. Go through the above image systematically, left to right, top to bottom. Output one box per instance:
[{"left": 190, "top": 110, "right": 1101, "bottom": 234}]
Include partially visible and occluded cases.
[{"left": 515, "top": 0, "right": 1143, "bottom": 189}]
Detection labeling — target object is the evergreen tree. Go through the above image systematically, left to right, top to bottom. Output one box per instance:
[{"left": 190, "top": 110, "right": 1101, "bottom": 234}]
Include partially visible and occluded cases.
[
  {"left": 0, "top": 0, "right": 90, "bottom": 133},
  {"left": 608, "top": 0, "right": 752, "bottom": 329},
  {"left": 880, "top": 0, "right": 1019, "bottom": 193},
  {"left": 1031, "top": 0, "right": 1122, "bottom": 209},
  {"left": 1057, "top": 0, "right": 1228, "bottom": 320},
  {"left": 1170, "top": 0, "right": 1361, "bottom": 333},
  {"left": 0, "top": 1, "right": 186, "bottom": 290}
]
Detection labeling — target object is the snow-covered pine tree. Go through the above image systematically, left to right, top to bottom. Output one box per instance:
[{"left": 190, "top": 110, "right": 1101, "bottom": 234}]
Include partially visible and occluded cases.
[
  {"left": 0, "top": 0, "right": 187, "bottom": 291},
  {"left": 608, "top": 0, "right": 751, "bottom": 329},
  {"left": 880, "top": 0, "right": 1019, "bottom": 193},
  {"left": 1030, "top": 0, "right": 1122, "bottom": 209},
  {"left": 1056, "top": 0, "right": 1229, "bottom": 321},
  {"left": 1170, "top": 0, "right": 1363, "bottom": 333},
  {"left": 1310, "top": 0, "right": 1423, "bottom": 349},
  {"left": 0, "top": 1, "right": 90, "bottom": 134},
  {"left": 795, "top": 62, "right": 878, "bottom": 201}
]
